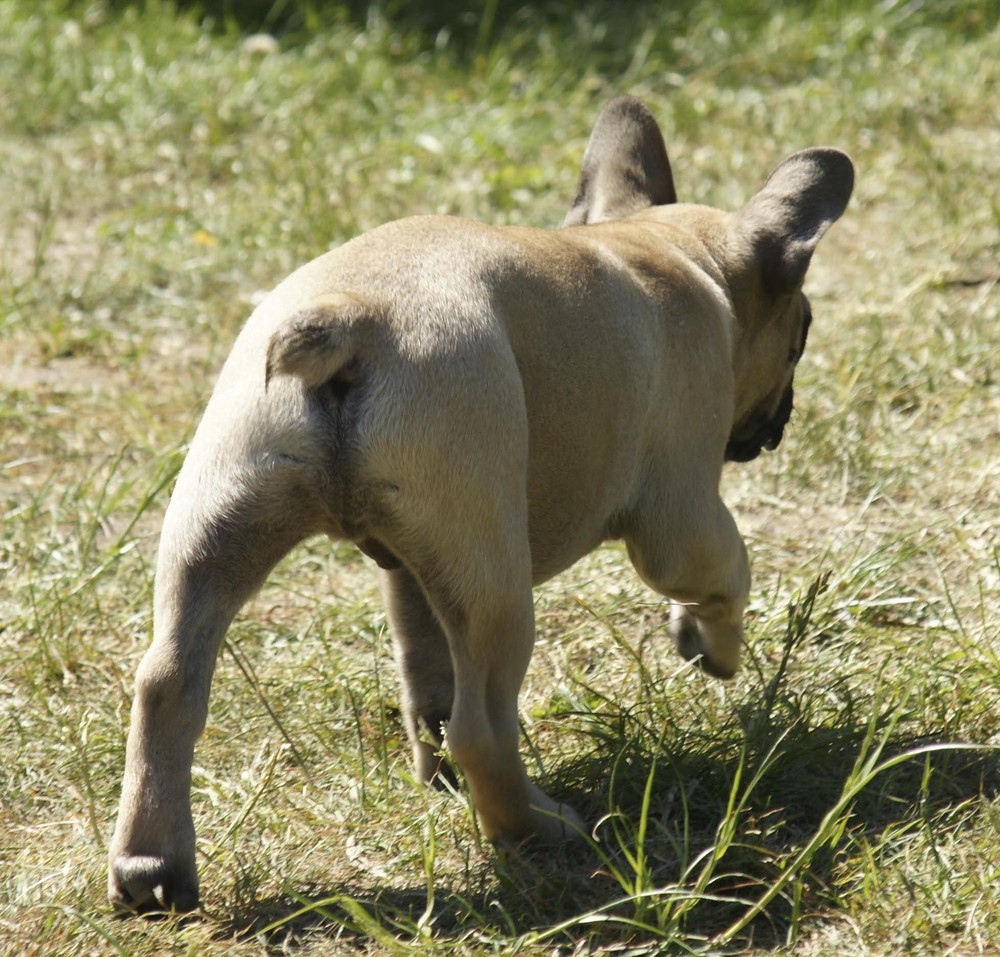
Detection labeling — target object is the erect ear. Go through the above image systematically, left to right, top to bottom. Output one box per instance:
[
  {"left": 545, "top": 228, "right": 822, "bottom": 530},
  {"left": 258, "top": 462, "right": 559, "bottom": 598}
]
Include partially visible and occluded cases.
[
  {"left": 562, "top": 95, "right": 677, "bottom": 227},
  {"left": 738, "top": 148, "right": 854, "bottom": 294}
]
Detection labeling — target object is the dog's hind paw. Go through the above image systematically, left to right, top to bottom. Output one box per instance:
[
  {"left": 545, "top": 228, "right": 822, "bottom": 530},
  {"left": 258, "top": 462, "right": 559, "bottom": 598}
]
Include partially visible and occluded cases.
[
  {"left": 526, "top": 783, "right": 588, "bottom": 843},
  {"left": 108, "top": 854, "right": 200, "bottom": 915}
]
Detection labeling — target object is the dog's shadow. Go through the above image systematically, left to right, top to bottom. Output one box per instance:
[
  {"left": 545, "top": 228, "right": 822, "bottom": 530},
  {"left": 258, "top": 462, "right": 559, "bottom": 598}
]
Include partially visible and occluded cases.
[{"left": 215, "top": 702, "right": 998, "bottom": 951}]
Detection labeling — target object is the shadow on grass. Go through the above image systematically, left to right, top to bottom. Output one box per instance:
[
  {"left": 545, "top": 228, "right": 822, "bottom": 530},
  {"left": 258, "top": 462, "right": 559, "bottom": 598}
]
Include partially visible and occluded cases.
[
  {"left": 213, "top": 708, "right": 997, "bottom": 951},
  {"left": 219, "top": 848, "right": 611, "bottom": 951}
]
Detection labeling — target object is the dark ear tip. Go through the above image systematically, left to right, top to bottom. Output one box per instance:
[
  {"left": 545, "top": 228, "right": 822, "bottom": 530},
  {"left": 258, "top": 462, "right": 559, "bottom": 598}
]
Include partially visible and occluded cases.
[
  {"left": 601, "top": 94, "right": 656, "bottom": 118},
  {"left": 589, "top": 95, "right": 666, "bottom": 149},
  {"left": 786, "top": 147, "right": 855, "bottom": 203},
  {"left": 815, "top": 147, "right": 855, "bottom": 192},
  {"left": 821, "top": 150, "right": 855, "bottom": 219}
]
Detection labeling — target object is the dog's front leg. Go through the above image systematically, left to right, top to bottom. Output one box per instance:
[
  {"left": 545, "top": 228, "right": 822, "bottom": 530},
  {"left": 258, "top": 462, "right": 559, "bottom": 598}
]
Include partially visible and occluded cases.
[
  {"left": 626, "top": 483, "right": 750, "bottom": 679},
  {"left": 108, "top": 500, "right": 306, "bottom": 913}
]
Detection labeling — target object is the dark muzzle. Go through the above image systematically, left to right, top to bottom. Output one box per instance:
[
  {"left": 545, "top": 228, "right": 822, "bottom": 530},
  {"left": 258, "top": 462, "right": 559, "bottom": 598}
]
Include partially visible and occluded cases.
[{"left": 724, "top": 385, "right": 794, "bottom": 463}]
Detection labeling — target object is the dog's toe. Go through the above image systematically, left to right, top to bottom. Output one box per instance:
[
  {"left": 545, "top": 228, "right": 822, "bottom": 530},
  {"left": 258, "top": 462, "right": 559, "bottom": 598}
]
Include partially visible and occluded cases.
[
  {"left": 670, "top": 609, "right": 741, "bottom": 679},
  {"left": 109, "top": 854, "right": 199, "bottom": 915}
]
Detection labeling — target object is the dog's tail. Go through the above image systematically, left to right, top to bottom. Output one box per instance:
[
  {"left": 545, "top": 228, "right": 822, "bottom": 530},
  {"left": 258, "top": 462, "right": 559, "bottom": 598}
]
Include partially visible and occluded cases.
[{"left": 264, "top": 291, "right": 382, "bottom": 391}]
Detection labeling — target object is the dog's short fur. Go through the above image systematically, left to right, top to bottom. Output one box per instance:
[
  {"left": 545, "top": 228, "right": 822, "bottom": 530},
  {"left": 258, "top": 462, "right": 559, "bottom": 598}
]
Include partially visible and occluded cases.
[{"left": 107, "top": 96, "right": 853, "bottom": 912}]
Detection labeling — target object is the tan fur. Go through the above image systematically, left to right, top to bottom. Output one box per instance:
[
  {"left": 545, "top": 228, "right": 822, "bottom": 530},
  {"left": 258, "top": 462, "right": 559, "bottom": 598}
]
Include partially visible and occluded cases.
[{"left": 108, "top": 97, "right": 853, "bottom": 912}]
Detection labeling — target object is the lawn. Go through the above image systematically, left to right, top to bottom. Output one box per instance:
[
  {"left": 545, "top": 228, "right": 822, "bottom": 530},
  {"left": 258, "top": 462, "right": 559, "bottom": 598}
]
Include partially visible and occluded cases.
[{"left": 1, "top": 1, "right": 998, "bottom": 953}]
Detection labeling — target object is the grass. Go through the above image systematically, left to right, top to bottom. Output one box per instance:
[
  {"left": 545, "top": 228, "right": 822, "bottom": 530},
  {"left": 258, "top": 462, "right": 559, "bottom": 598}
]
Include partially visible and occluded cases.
[{"left": 1, "top": 0, "right": 998, "bottom": 953}]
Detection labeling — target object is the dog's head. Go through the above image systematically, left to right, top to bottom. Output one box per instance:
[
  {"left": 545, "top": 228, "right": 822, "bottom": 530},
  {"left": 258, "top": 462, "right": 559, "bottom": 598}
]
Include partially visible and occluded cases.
[
  {"left": 564, "top": 98, "right": 853, "bottom": 462},
  {"left": 721, "top": 148, "right": 853, "bottom": 461},
  {"left": 722, "top": 293, "right": 810, "bottom": 462}
]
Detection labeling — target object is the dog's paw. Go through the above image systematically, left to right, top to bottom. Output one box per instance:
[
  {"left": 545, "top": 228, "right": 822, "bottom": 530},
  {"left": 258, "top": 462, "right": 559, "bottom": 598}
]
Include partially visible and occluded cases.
[
  {"left": 670, "top": 605, "right": 742, "bottom": 679},
  {"left": 527, "top": 783, "right": 588, "bottom": 843},
  {"left": 108, "top": 854, "right": 199, "bottom": 915}
]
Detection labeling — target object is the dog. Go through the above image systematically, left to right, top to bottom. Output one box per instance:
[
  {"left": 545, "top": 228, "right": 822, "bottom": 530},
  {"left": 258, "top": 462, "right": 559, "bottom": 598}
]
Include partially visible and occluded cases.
[{"left": 107, "top": 96, "right": 853, "bottom": 912}]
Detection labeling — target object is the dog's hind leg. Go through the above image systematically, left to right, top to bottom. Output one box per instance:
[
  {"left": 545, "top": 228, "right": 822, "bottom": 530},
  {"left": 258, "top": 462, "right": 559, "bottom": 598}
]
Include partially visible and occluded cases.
[
  {"left": 368, "top": 330, "right": 584, "bottom": 843},
  {"left": 625, "top": 484, "right": 750, "bottom": 679},
  {"left": 108, "top": 488, "right": 315, "bottom": 912},
  {"left": 411, "top": 529, "right": 585, "bottom": 844},
  {"left": 380, "top": 566, "right": 454, "bottom": 784}
]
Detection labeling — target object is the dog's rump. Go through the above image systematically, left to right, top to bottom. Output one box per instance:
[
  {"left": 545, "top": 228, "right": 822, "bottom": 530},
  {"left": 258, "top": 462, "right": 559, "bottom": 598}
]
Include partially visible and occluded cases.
[{"left": 252, "top": 219, "right": 669, "bottom": 564}]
